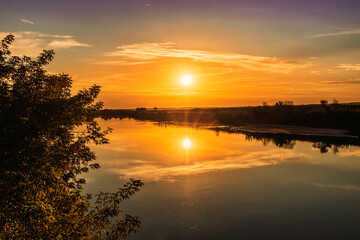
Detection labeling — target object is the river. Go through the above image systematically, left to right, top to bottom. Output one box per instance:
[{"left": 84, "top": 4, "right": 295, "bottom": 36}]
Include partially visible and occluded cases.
[{"left": 84, "top": 118, "right": 360, "bottom": 240}]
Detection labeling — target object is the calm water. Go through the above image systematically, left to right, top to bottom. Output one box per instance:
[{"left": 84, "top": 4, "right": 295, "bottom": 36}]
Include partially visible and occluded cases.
[{"left": 84, "top": 118, "right": 360, "bottom": 240}]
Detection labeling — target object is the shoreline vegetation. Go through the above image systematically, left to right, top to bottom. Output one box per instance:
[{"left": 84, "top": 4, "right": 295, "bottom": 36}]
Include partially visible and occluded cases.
[
  {"left": 92, "top": 102, "right": 360, "bottom": 154},
  {"left": 93, "top": 102, "right": 360, "bottom": 139}
]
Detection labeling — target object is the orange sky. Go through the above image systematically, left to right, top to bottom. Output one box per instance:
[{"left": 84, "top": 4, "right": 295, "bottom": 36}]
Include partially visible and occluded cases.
[{"left": 1, "top": 0, "right": 360, "bottom": 108}]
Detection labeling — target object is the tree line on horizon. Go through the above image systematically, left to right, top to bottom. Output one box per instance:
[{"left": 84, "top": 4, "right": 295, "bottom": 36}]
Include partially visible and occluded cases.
[{"left": 94, "top": 100, "right": 360, "bottom": 136}]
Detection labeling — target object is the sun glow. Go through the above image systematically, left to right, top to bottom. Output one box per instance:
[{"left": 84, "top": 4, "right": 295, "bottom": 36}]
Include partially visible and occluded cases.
[
  {"left": 180, "top": 74, "right": 192, "bottom": 86},
  {"left": 183, "top": 138, "right": 192, "bottom": 149}
]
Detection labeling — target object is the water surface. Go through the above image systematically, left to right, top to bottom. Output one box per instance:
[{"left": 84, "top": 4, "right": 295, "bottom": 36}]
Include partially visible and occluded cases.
[{"left": 84, "top": 118, "right": 360, "bottom": 240}]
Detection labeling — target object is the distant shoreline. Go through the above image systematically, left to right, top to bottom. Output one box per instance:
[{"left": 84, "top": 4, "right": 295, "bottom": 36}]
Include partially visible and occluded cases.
[
  {"left": 93, "top": 103, "right": 360, "bottom": 138},
  {"left": 205, "top": 124, "right": 358, "bottom": 139}
]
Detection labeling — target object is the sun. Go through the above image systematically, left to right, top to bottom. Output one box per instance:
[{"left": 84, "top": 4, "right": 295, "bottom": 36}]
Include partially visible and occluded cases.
[
  {"left": 180, "top": 74, "right": 192, "bottom": 86},
  {"left": 182, "top": 138, "right": 192, "bottom": 149}
]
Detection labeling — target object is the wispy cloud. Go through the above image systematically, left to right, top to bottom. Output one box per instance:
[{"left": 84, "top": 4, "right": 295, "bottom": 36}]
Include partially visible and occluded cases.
[
  {"left": 20, "top": 18, "right": 34, "bottom": 25},
  {"left": 309, "top": 29, "right": 360, "bottom": 38},
  {"left": 0, "top": 31, "right": 92, "bottom": 56},
  {"left": 12, "top": 31, "right": 73, "bottom": 39},
  {"left": 48, "top": 39, "right": 92, "bottom": 49},
  {"left": 105, "top": 42, "right": 308, "bottom": 73},
  {"left": 96, "top": 60, "right": 154, "bottom": 66},
  {"left": 338, "top": 63, "right": 360, "bottom": 71},
  {"left": 322, "top": 78, "right": 360, "bottom": 85},
  {"left": 338, "top": 149, "right": 360, "bottom": 157},
  {"left": 314, "top": 183, "right": 360, "bottom": 191}
]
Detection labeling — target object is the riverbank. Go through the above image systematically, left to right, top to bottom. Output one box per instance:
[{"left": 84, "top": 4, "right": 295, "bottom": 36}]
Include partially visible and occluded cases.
[
  {"left": 93, "top": 103, "right": 360, "bottom": 138},
  {"left": 205, "top": 124, "right": 358, "bottom": 138}
]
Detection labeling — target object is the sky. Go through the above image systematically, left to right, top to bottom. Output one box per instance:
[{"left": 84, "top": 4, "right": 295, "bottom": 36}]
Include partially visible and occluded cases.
[{"left": 1, "top": 0, "right": 360, "bottom": 108}]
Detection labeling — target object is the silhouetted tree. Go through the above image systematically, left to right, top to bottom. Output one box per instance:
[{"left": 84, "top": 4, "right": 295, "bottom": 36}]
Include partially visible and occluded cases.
[
  {"left": 0, "top": 35, "right": 143, "bottom": 239},
  {"left": 320, "top": 99, "right": 328, "bottom": 106},
  {"left": 284, "top": 100, "right": 294, "bottom": 106},
  {"left": 275, "top": 101, "right": 284, "bottom": 106},
  {"left": 136, "top": 107, "right": 147, "bottom": 112},
  {"left": 312, "top": 142, "right": 331, "bottom": 153}
]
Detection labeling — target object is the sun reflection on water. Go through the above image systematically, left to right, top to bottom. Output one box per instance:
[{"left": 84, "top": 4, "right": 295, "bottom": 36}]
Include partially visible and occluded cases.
[{"left": 90, "top": 119, "right": 317, "bottom": 182}]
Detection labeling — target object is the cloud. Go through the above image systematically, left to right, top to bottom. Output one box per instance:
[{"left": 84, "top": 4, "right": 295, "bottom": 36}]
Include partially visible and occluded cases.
[
  {"left": 20, "top": 18, "right": 34, "bottom": 25},
  {"left": 309, "top": 29, "right": 360, "bottom": 38},
  {"left": 0, "top": 31, "right": 92, "bottom": 56},
  {"left": 12, "top": 31, "right": 73, "bottom": 39},
  {"left": 48, "top": 39, "right": 92, "bottom": 49},
  {"left": 105, "top": 42, "right": 308, "bottom": 73},
  {"left": 96, "top": 60, "right": 154, "bottom": 66},
  {"left": 338, "top": 63, "right": 360, "bottom": 71},
  {"left": 310, "top": 71, "right": 320, "bottom": 75},
  {"left": 322, "top": 78, "right": 360, "bottom": 85},
  {"left": 338, "top": 149, "right": 360, "bottom": 157},
  {"left": 314, "top": 183, "right": 360, "bottom": 191}
]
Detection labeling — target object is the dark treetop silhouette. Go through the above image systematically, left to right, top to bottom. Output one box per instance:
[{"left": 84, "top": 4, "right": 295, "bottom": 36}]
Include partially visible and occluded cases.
[{"left": 0, "top": 35, "right": 143, "bottom": 239}]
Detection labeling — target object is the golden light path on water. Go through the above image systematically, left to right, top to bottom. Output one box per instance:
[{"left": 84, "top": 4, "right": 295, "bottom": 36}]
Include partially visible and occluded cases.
[
  {"left": 85, "top": 118, "right": 360, "bottom": 183},
  {"left": 86, "top": 119, "right": 316, "bottom": 182}
]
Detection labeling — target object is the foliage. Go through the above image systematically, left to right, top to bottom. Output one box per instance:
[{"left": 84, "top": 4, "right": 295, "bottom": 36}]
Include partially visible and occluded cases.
[
  {"left": 0, "top": 34, "right": 143, "bottom": 239},
  {"left": 320, "top": 99, "right": 328, "bottom": 106},
  {"left": 274, "top": 100, "right": 293, "bottom": 106},
  {"left": 95, "top": 101, "right": 360, "bottom": 136},
  {"left": 135, "top": 107, "right": 147, "bottom": 112}
]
